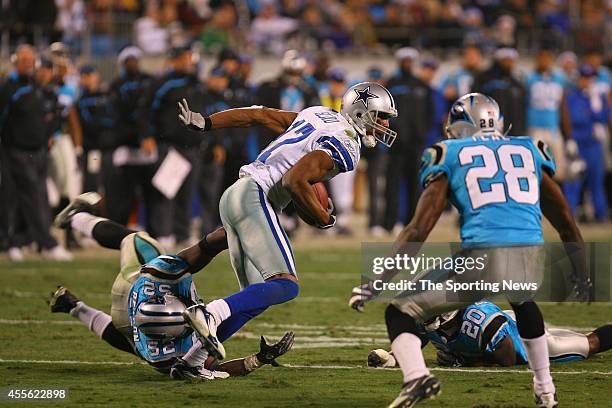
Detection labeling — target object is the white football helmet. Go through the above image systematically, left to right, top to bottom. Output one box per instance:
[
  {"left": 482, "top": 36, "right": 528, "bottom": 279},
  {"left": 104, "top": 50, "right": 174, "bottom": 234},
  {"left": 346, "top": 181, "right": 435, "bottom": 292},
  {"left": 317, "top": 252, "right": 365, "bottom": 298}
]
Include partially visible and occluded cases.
[
  {"left": 340, "top": 82, "right": 398, "bottom": 148},
  {"left": 445, "top": 93, "right": 507, "bottom": 139},
  {"left": 134, "top": 293, "right": 188, "bottom": 340}
]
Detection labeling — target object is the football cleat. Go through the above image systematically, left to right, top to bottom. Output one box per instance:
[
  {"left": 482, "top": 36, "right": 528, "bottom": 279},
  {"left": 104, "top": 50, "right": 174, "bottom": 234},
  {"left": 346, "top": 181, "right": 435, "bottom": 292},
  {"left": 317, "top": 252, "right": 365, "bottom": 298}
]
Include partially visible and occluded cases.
[
  {"left": 54, "top": 192, "right": 102, "bottom": 229},
  {"left": 49, "top": 286, "right": 79, "bottom": 313},
  {"left": 182, "top": 304, "right": 226, "bottom": 360},
  {"left": 368, "top": 349, "right": 397, "bottom": 368},
  {"left": 169, "top": 358, "right": 229, "bottom": 381},
  {"left": 387, "top": 374, "right": 441, "bottom": 408},
  {"left": 535, "top": 393, "right": 558, "bottom": 408}
]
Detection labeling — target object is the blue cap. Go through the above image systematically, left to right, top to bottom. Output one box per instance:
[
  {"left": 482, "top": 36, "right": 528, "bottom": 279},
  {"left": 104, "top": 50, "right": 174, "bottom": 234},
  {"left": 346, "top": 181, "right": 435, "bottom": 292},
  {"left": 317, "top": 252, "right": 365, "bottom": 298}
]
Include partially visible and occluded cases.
[
  {"left": 239, "top": 54, "right": 254, "bottom": 64},
  {"left": 421, "top": 58, "right": 439, "bottom": 69},
  {"left": 578, "top": 64, "right": 596, "bottom": 77},
  {"left": 79, "top": 65, "right": 97, "bottom": 74},
  {"left": 210, "top": 66, "right": 228, "bottom": 78},
  {"left": 367, "top": 66, "right": 383, "bottom": 80},
  {"left": 328, "top": 68, "right": 346, "bottom": 83}
]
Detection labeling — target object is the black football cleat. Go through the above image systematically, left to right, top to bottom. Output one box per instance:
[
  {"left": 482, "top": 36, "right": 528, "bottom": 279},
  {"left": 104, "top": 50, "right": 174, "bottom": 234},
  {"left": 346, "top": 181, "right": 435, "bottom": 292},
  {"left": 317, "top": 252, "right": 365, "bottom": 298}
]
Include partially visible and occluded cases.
[
  {"left": 54, "top": 192, "right": 102, "bottom": 229},
  {"left": 49, "top": 286, "right": 79, "bottom": 313},
  {"left": 387, "top": 374, "right": 441, "bottom": 408}
]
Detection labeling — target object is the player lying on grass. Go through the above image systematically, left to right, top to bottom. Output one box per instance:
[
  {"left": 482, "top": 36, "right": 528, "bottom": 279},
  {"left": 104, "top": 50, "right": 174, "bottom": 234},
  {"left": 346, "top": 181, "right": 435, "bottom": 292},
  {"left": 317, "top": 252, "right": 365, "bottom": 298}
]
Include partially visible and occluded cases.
[
  {"left": 175, "top": 82, "right": 397, "bottom": 358},
  {"left": 349, "top": 93, "right": 591, "bottom": 408},
  {"left": 49, "top": 192, "right": 294, "bottom": 380},
  {"left": 367, "top": 301, "right": 612, "bottom": 368}
]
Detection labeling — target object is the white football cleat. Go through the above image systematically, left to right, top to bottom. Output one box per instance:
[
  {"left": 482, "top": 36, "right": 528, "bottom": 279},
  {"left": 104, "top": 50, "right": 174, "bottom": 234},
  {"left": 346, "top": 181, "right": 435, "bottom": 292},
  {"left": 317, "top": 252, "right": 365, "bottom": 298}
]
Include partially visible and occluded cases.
[
  {"left": 54, "top": 192, "right": 102, "bottom": 229},
  {"left": 41, "top": 245, "right": 73, "bottom": 261},
  {"left": 182, "top": 304, "right": 225, "bottom": 360},
  {"left": 368, "top": 349, "right": 397, "bottom": 368},
  {"left": 170, "top": 359, "right": 229, "bottom": 380},
  {"left": 535, "top": 392, "right": 558, "bottom": 408}
]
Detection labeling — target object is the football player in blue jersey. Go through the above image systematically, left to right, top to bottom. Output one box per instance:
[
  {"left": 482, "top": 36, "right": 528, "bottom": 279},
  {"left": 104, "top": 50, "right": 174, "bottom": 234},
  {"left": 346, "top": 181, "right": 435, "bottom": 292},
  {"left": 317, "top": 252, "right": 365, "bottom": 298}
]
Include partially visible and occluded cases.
[
  {"left": 350, "top": 93, "right": 591, "bottom": 407},
  {"left": 48, "top": 193, "right": 295, "bottom": 380},
  {"left": 368, "top": 301, "right": 612, "bottom": 368}
]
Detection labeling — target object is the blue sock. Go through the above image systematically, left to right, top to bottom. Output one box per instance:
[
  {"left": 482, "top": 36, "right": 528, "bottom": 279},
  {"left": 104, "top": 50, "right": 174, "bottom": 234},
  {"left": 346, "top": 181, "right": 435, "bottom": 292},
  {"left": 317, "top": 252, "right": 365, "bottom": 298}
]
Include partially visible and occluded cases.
[
  {"left": 224, "top": 278, "right": 299, "bottom": 315},
  {"left": 215, "top": 279, "right": 298, "bottom": 342},
  {"left": 217, "top": 307, "right": 267, "bottom": 342}
]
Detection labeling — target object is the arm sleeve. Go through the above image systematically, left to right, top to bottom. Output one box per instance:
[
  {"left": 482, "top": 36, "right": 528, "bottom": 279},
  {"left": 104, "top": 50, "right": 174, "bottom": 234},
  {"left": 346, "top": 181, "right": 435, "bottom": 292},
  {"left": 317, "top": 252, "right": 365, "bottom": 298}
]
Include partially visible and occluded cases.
[
  {"left": 314, "top": 132, "right": 360, "bottom": 173},
  {"left": 532, "top": 138, "right": 556, "bottom": 177},
  {"left": 419, "top": 142, "right": 451, "bottom": 188}
]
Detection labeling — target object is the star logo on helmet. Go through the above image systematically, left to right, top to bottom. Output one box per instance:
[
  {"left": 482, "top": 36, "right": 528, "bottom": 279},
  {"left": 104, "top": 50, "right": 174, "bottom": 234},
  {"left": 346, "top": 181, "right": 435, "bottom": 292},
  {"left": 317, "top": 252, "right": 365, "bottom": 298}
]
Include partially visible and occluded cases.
[{"left": 352, "top": 86, "right": 379, "bottom": 109}]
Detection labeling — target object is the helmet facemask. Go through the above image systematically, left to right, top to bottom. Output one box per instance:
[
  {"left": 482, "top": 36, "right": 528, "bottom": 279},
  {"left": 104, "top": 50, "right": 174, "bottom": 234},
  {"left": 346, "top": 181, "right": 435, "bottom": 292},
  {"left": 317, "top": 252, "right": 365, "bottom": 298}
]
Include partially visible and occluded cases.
[{"left": 359, "top": 110, "right": 397, "bottom": 148}]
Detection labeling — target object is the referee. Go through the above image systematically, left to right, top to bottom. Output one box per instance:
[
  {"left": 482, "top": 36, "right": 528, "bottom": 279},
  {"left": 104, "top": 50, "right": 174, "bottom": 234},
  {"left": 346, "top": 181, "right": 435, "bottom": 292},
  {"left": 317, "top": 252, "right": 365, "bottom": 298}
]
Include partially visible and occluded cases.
[{"left": 0, "top": 45, "right": 71, "bottom": 261}]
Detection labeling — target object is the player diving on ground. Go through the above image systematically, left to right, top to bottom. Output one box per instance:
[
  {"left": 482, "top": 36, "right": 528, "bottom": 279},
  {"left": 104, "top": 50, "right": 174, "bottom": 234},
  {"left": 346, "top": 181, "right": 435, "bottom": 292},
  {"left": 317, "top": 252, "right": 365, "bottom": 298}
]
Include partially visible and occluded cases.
[
  {"left": 176, "top": 82, "right": 397, "bottom": 361},
  {"left": 349, "top": 93, "right": 591, "bottom": 408},
  {"left": 49, "top": 192, "right": 295, "bottom": 380},
  {"left": 367, "top": 301, "right": 612, "bottom": 368}
]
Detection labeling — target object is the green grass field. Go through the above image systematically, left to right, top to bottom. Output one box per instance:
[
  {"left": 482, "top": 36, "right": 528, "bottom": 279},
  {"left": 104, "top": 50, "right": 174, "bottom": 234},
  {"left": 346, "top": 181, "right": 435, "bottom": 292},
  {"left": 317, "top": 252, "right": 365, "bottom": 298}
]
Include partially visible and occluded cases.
[{"left": 1, "top": 230, "right": 611, "bottom": 407}]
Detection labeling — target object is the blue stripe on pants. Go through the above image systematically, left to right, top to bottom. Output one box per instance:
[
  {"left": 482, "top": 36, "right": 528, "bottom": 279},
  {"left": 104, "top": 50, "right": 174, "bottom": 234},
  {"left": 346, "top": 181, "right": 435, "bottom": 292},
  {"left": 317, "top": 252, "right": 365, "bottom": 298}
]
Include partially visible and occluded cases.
[{"left": 257, "top": 186, "right": 295, "bottom": 275}]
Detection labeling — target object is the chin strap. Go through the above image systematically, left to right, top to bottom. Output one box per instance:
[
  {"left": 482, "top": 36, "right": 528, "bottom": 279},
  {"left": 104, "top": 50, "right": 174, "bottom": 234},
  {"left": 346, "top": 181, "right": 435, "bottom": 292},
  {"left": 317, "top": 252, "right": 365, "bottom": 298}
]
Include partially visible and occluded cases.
[{"left": 362, "top": 134, "right": 376, "bottom": 148}]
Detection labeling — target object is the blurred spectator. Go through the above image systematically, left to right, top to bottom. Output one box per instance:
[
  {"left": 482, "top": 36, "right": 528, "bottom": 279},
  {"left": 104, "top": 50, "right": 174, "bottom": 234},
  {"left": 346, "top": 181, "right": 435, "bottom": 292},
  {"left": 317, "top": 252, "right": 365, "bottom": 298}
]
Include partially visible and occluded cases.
[
  {"left": 55, "top": 0, "right": 86, "bottom": 53},
  {"left": 500, "top": 0, "right": 534, "bottom": 30},
  {"left": 575, "top": 0, "right": 606, "bottom": 52},
  {"left": 135, "top": 1, "right": 169, "bottom": 55},
  {"left": 433, "top": 1, "right": 463, "bottom": 49},
  {"left": 249, "top": 2, "right": 299, "bottom": 54},
  {"left": 199, "top": 3, "right": 239, "bottom": 53},
  {"left": 462, "top": 7, "right": 488, "bottom": 48},
  {"left": 494, "top": 15, "right": 517, "bottom": 47},
  {"left": 440, "top": 44, "right": 483, "bottom": 103},
  {"left": 0, "top": 45, "right": 72, "bottom": 261},
  {"left": 138, "top": 45, "right": 206, "bottom": 245},
  {"left": 106, "top": 46, "right": 155, "bottom": 227},
  {"left": 385, "top": 47, "right": 433, "bottom": 232},
  {"left": 472, "top": 47, "right": 526, "bottom": 136},
  {"left": 525, "top": 47, "right": 571, "bottom": 181},
  {"left": 255, "top": 50, "right": 318, "bottom": 149},
  {"left": 556, "top": 51, "right": 578, "bottom": 83},
  {"left": 420, "top": 58, "right": 446, "bottom": 147},
  {"left": 76, "top": 65, "right": 115, "bottom": 193},
  {"left": 564, "top": 65, "right": 609, "bottom": 221},
  {"left": 362, "top": 66, "right": 389, "bottom": 236},
  {"left": 199, "top": 67, "right": 232, "bottom": 235},
  {"left": 319, "top": 68, "right": 354, "bottom": 235}
]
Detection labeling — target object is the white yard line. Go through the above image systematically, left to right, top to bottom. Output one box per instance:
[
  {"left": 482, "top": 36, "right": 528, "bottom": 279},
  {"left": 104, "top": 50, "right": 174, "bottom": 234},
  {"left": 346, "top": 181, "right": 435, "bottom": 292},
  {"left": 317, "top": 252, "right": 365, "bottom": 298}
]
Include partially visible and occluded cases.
[{"left": 0, "top": 359, "right": 608, "bottom": 376}]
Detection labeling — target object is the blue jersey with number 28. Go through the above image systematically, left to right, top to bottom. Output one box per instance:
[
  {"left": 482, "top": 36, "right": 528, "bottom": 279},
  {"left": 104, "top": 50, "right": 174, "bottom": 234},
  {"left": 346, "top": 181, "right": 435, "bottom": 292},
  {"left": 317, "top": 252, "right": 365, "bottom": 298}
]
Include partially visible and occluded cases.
[{"left": 419, "top": 135, "right": 556, "bottom": 245}]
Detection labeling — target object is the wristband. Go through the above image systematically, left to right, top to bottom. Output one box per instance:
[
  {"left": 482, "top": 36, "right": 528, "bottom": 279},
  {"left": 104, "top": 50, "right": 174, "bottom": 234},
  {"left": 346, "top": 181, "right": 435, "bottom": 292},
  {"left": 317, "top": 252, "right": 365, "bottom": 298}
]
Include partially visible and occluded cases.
[{"left": 204, "top": 117, "right": 212, "bottom": 132}]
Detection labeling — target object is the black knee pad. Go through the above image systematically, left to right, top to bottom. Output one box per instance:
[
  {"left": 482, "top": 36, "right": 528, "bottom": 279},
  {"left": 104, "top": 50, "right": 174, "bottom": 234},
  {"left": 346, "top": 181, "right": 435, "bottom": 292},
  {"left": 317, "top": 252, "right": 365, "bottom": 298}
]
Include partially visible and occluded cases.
[
  {"left": 510, "top": 301, "right": 545, "bottom": 339},
  {"left": 385, "top": 304, "right": 418, "bottom": 342}
]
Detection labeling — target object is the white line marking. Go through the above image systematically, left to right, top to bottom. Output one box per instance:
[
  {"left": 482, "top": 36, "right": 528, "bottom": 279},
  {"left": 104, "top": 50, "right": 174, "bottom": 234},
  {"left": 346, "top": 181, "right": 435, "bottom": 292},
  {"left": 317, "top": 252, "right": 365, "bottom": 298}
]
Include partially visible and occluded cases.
[{"left": 0, "top": 359, "right": 608, "bottom": 375}]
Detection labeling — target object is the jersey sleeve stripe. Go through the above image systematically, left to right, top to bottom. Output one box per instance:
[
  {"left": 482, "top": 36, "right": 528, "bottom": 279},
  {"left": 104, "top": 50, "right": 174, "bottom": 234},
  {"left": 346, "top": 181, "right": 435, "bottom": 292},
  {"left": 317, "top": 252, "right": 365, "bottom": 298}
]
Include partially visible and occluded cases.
[
  {"left": 317, "top": 136, "right": 355, "bottom": 172},
  {"left": 480, "top": 314, "right": 508, "bottom": 351}
]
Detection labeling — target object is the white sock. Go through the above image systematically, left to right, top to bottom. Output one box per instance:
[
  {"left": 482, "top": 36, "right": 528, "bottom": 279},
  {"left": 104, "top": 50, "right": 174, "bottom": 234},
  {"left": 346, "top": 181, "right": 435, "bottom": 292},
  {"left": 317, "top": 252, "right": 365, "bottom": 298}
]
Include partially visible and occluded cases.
[
  {"left": 71, "top": 213, "right": 106, "bottom": 238},
  {"left": 206, "top": 299, "right": 231, "bottom": 324},
  {"left": 70, "top": 301, "right": 112, "bottom": 338},
  {"left": 391, "top": 333, "right": 430, "bottom": 383},
  {"left": 522, "top": 335, "right": 555, "bottom": 395},
  {"left": 182, "top": 339, "right": 209, "bottom": 367}
]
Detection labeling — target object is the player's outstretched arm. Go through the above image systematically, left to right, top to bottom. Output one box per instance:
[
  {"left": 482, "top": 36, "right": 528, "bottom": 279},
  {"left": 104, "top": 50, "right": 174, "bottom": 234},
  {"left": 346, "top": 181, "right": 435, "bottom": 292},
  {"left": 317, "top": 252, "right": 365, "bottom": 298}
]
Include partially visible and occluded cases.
[
  {"left": 178, "top": 98, "right": 297, "bottom": 134},
  {"left": 283, "top": 151, "right": 336, "bottom": 228},
  {"left": 540, "top": 172, "right": 591, "bottom": 301},
  {"left": 349, "top": 177, "right": 449, "bottom": 312},
  {"left": 176, "top": 227, "right": 228, "bottom": 274}
]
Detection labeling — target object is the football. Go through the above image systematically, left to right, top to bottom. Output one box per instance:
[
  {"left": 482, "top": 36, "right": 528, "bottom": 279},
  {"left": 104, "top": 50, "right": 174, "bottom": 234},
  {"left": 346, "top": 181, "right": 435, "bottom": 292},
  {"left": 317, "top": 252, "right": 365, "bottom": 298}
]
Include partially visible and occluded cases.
[{"left": 296, "top": 182, "right": 329, "bottom": 226}]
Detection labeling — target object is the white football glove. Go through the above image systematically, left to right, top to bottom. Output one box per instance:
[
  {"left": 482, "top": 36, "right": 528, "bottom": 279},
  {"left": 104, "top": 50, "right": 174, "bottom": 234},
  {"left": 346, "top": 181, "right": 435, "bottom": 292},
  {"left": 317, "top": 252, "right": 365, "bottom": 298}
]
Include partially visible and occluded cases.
[
  {"left": 178, "top": 98, "right": 206, "bottom": 131},
  {"left": 317, "top": 198, "right": 337, "bottom": 229},
  {"left": 349, "top": 282, "right": 378, "bottom": 312}
]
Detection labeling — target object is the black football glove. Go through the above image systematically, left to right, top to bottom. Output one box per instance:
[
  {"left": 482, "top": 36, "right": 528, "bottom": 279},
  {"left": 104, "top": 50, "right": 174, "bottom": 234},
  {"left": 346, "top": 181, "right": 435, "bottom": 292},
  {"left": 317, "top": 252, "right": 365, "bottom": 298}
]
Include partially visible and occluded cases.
[
  {"left": 349, "top": 281, "right": 380, "bottom": 312},
  {"left": 256, "top": 331, "right": 295, "bottom": 366},
  {"left": 436, "top": 349, "right": 466, "bottom": 367}
]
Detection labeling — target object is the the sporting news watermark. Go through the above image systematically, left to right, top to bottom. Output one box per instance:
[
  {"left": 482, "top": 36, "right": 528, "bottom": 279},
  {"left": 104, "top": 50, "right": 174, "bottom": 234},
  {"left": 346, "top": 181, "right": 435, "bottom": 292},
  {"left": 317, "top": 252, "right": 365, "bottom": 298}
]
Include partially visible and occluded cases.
[{"left": 361, "top": 243, "right": 611, "bottom": 303}]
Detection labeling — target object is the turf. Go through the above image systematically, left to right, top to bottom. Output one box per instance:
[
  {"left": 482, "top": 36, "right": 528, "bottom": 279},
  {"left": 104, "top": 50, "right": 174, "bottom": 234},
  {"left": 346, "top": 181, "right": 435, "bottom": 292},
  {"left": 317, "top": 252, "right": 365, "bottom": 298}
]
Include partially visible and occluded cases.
[{"left": 1, "top": 244, "right": 610, "bottom": 408}]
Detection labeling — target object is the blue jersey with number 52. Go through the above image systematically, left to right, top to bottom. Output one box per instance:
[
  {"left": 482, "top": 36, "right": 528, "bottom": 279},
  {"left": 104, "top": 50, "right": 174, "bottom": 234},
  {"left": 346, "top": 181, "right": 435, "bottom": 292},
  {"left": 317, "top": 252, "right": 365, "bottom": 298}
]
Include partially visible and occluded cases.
[{"left": 419, "top": 135, "right": 556, "bottom": 245}]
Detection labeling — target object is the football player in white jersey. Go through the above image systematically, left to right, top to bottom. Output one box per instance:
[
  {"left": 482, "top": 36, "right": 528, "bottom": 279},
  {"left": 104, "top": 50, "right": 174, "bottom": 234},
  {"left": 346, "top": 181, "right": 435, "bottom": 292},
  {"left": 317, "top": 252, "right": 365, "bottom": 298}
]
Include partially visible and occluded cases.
[{"left": 177, "top": 82, "right": 397, "bottom": 360}]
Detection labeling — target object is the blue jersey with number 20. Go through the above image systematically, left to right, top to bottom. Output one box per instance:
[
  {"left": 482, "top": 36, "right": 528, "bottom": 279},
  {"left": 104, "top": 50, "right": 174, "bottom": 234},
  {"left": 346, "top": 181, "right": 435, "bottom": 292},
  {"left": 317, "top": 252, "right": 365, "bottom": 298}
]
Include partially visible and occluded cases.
[{"left": 419, "top": 135, "right": 556, "bottom": 245}]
